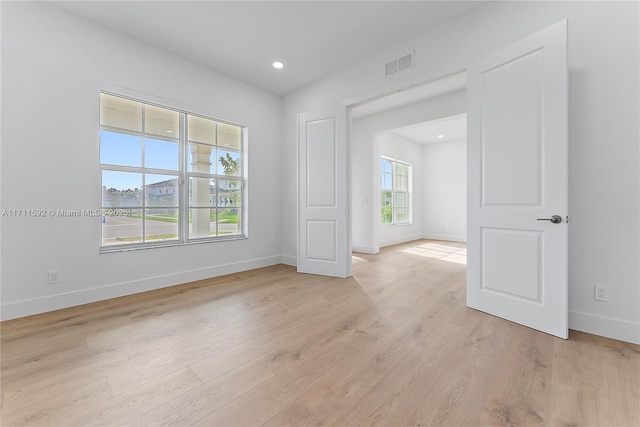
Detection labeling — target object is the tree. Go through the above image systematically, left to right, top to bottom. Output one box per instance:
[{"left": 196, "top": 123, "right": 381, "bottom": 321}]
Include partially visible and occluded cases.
[
  {"left": 219, "top": 153, "right": 239, "bottom": 176},
  {"left": 219, "top": 153, "right": 240, "bottom": 211}
]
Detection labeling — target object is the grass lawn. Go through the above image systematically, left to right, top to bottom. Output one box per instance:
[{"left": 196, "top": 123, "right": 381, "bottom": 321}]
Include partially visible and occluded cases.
[
  {"left": 121, "top": 211, "right": 239, "bottom": 224},
  {"left": 116, "top": 230, "right": 235, "bottom": 241},
  {"left": 116, "top": 234, "right": 178, "bottom": 242}
]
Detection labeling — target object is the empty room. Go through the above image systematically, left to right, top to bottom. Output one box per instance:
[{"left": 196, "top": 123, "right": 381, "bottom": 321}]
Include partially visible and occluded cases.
[{"left": 1, "top": 1, "right": 639, "bottom": 426}]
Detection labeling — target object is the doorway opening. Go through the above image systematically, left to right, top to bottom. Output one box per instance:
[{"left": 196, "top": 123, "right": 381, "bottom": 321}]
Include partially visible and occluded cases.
[{"left": 348, "top": 72, "right": 468, "bottom": 255}]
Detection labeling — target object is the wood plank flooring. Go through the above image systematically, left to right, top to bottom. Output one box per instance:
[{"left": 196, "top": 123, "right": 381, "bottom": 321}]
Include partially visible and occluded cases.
[{"left": 1, "top": 239, "right": 639, "bottom": 426}]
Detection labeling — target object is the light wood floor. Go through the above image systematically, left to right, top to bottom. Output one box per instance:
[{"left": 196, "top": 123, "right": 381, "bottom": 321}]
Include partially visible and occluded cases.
[{"left": 2, "top": 239, "right": 639, "bottom": 426}]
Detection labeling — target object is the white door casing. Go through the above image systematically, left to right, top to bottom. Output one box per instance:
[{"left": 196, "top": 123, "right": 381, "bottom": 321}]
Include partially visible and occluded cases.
[
  {"left": 467, "top": 20, "right": 568, "bottom": 338},
  {"left": 298, "top": 109, "right": 350, "bottom": 278}
]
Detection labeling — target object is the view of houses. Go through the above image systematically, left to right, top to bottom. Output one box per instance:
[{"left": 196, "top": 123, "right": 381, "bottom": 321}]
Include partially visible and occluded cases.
[{"left": 102, "top": 178, "right": 240, "bottom": 208}]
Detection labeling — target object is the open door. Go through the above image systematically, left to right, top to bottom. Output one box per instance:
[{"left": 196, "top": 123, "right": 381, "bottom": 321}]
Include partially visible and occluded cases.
[
  {"left": 467, "top": 20, "right": 568, "bottom": 338},
  {"left": 298, "top": 108, "right": 350, "bottom": 278}
]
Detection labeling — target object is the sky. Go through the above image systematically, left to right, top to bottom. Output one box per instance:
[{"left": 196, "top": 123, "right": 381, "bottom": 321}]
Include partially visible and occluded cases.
[{"left": 100, "top": 130, "right": 240, "bottom": 192}]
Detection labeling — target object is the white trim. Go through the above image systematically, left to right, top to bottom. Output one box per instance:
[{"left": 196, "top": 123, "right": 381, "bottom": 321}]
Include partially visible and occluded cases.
[
  {"left": 422, "top": 233, "right": 467, "bottom": 243},
  {"left": 379, "top": 234, "right": 423, "bottom": 248},
  {"left": 352, "top": 245, "right": 380, "bottom": 254},
  {"left": 280, "top": 254, "right": 297, "bottom": 267},
  {"left": 1, "top": 255, "right": 282, "bottom": 321},
  {"left": 569, "top": 310, "right": 640, "bottom": 345}
]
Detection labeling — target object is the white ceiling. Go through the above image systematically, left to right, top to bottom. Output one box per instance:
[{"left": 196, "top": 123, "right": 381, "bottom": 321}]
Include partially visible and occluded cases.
[
  {"left": 52, "top": 1, "right": 488, "bottom": 96},
  {"left": 386, "top": 113, "right": 467, "bottom": 145}
]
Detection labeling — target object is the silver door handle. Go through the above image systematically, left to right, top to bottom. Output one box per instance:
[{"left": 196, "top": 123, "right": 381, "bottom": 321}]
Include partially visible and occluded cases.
[{"left": 537, "top": 215, "right": 562, "bottom": 224}]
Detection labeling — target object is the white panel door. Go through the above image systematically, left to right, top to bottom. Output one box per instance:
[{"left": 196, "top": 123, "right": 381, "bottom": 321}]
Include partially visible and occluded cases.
[
  {"left": 467, "top": 20, "right": 568, "bottom": 338},
  {"left": 298, "top": 109, "right": 350, "bottom": 277}
]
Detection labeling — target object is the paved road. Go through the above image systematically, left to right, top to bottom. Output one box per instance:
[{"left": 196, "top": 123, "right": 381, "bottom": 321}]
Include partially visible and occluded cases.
[{"left": 102, "top": 216, "right": 238, "bottom": 245}]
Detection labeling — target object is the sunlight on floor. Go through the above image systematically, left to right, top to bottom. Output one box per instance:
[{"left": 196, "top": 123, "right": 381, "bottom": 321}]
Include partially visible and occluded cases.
[
  {"left": 401, "top": 241, "right": 467, "bottom": 265},
  {"left": 352, "top": 255, "right": 368, "bottom": 264}
]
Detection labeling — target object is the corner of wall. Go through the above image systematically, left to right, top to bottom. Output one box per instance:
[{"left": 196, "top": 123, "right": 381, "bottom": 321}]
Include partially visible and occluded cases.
[{"left": 280, "top": 254, "right": 297, "bottom": 267}]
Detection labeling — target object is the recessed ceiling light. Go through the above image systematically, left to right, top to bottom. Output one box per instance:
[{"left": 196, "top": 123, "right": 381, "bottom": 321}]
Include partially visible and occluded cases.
[
  {"left": 272, "top": 61, "right": 284, "bottom": 69},
  {"left": 167, "top": 130, "right": 173, "bottom": 133},
  {"left": 437, "top": 134, "right": 445, "bottom": 138}
]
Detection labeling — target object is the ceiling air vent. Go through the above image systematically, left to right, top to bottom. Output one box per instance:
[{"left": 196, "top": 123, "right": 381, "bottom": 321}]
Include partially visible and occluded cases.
[
  {"left": 384, "top": 51, "right": 414, "bottom": 76},
  {"left": 398, "top": 53, "right": 414, "bottom": 71},
  {"left": 385, "top": 59, "right": 399, "bottom": 76}
]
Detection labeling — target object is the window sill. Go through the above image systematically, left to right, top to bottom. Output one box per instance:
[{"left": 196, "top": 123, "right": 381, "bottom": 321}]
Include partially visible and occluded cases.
[{"left": 99, "top": 235, "right": 248, "bottom": 253}]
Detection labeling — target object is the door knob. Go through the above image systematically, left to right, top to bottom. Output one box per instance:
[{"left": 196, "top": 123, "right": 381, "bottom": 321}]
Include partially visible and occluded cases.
[{"left": 537, "top": 215, "right": 562, "bottom": 224}]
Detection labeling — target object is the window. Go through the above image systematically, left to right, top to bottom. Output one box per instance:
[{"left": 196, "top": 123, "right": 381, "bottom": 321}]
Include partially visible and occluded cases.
[
  {"left": 100, "top": 92, "right": 245, "bottom": 250},
  {"left": 380, "top": 157, "right": 411, "bottom": 225}
]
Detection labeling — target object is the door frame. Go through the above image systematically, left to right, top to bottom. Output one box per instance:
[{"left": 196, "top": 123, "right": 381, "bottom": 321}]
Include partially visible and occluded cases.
[{"left": 345, "top": 69, "right": 468, "bottom": 257}]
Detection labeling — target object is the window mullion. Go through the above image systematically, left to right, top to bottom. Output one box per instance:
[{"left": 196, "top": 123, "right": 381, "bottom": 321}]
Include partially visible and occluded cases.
[
  {"left": 141, "top": 103, "right": 146, "bottom": 243},
  {"left": 180, "top": 112, "right": 187, "bottom": 243},
  {"left": 214, "top": 122, "right": 219, "bottom": 238},
  {"left": 392, "top": 161, "right": 396, "bottom": 225}
]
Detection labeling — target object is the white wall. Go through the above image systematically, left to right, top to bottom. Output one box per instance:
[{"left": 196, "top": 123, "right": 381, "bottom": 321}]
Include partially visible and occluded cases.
[
  {"left": 283, "top": 1, "right": 639, "bottom": 344},
  {"left": 0, "top": 2, "right": 283, "bottom": 319},
  {"left": 351, "top": 90, "right": 465, "bottom": 253},
  {"left": 377, "top": 134, "right": 423, "bottom": 248},
  {"left": 422, "top": 140, "right": 467, "bottom": 242}
]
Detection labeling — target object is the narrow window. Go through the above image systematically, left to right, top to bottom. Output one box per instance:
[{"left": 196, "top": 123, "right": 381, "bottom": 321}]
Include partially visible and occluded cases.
[{"left": 380, "top": 157, "right": 411, "bottom": 225}]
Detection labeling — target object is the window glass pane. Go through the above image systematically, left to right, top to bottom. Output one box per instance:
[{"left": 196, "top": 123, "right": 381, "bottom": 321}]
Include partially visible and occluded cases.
[
  {"left": 100, "top": 93, "right": 142, "bottom": 132},
  {"left": 145, "top": 104, "right": 179, "bottom": 137},
  {"left": 188, "top": 115, "right": 215, "bottom": 145},
  {"left": 217, "top": 122, "right": 242, "bottom": 150},
  {"left": 100, "top": 131, "right": 142, "bottom": 167},
  {"left": 145, "top": 138, "right": 179, "bottom": 171},
  {"left": 188, "top": 142, "right": 216, "bottom": 174},
  {"left": 217, "top": 149, "right": 241, "bottom": 176},
  {"left": 381, "top": 158, "right": 392, "bottom": 174},
  {"left": 396, "top": 163, "right": 408, "bottom": 176},
  {"left": 102, "top": 171, "right": 142, "bottom": 207},
  {"left": 382, "top": 173, "right": 392, "bottom": 190},
  {"left": 145, "top": 174, "right": 178, "bottom": 207},
  {"left": 396, "top": 175, "right": 408, "bottom": 192},
  {"left": 189, "top": 177, "right": 216, "bottom": 207},
  {"left": 216, "top": 180, "right": 241, "bottom": 207},
  {"left": 381, "top": 190, "right": 393, "bottom": 225},
  {"left": 382, "top": 190, "right": 393, "bottom": 206},
  {"left": 395, "top": 192, "right": 408, "bottom": 207},
  {"left": 381, "top": 207, "right": 392, "bottom": 225},
  {"left": 396, "top": 207, "right": 408, "bottom": 224},
  {"left": 102, "top": 208, "right": 141, "bottom": 246},
  {"left": 145, "top": 208, "right": 179, "bottom": 242},
  {"left": 189, "top": 208, "right": 215, "bottom": 238},
  {"left": 217, "top": 208, "right": 241, "bottom": 236}
]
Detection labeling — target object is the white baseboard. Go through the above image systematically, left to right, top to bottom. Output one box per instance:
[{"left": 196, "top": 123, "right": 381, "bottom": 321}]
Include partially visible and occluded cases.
[
  {"left": 422, "top": 233, "right": 467, "bottom": 243},
  {"left": 379, "top": 234, "right": 424, "bottom": 248},
  {"left": 352, "top": 245, "right": 380, "bottom": 254},
  {"left": 280, "top": 254, "right": 297, "bottom": 267},
  {"left": 1, "top": 255, "right": 283, "bottom": 321},
  {"left": 569, "top": 309, "right": 640, "bottom": 345}
]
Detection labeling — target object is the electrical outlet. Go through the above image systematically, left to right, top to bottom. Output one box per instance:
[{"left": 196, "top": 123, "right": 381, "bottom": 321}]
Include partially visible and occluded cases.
[
  {"left": 48, "top": 271, "right": 58, "bottom": 284},
  {"left": 594, "top": 284, "right": 609, "bottom": 302}
]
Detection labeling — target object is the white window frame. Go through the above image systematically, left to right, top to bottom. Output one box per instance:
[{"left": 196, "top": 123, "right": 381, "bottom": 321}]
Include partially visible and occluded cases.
[
  {"left": 99, "top": 91, "right": 247, "bottom": 252},
  {"left": 380, "top": 156, "right": 411, "bottom": 226}
]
